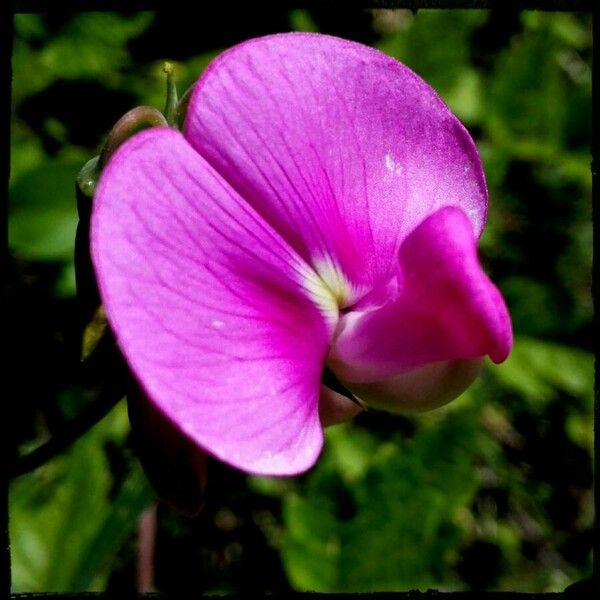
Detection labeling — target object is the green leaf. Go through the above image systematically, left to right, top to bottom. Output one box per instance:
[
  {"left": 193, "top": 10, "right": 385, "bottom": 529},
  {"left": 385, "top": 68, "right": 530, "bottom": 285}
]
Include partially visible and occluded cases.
[
  {"left": 289, "top": 9, "right": 319, "bottom": 33},
  {"left": 378, "top": 10, "right": 487, "bottom": 99},
  {"left": 12, "top": 12, "right": 154, "bottom": 103},
  {"left": 486, "top": 24, "right": 565, "bottom": 145},
  {"left": 9, "top": 160, "right": 80, "bottom": 261},
  {"left": 491, "top": 336, "right": 593, "bottom": 408},
  {"left": 10, "top": 403, "right": 153, "bottom": 592},
  {"left": 282, "top": 412, "right": 482, "bottom": 591},
  {"left": 324, "top": 423, "right": 379, "bottom": 485},
  {"left": 68, "top": 466, "right": 154, "bottom": 591}
]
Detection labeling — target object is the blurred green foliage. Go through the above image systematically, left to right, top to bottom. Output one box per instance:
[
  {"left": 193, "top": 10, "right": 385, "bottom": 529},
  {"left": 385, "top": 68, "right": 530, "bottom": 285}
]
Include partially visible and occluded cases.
[
  {"left": 9, "top": 7, "right": 593, "bottom": 594},
  {"left": 268, "top": 333, "right": 594, "bottom": 592},
  {"left": 10, "top": 404, "right": 154, "bottom": 592},
  {"left": 281, "top": 413, "right": 482, "bottom": 591}
]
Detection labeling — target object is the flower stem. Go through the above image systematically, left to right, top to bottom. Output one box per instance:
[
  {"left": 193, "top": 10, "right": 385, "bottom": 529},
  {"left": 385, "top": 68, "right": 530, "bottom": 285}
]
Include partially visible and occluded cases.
[
  {"left": 163, "top": 62, "right": 178, "bottom": 127},
  {"left": 98, "top": 106, "right": 168, "bottom": 170},
  {"left": 136, "top": 503, "right": 158, "bottom": 593}
]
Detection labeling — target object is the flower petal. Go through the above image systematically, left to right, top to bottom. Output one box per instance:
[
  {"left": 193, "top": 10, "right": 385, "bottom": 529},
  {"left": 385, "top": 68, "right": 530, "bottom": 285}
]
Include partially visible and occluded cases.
[
  {"left": 185, "top": 33, "right": 488, "bottom": 300},
  {"left": 92, "top": 128, "right": 334, "bottom": 475},
  {"left": 330, "top": 207, "right": 512, "bottom": 383},
  {"left": 346, "top": 358, "right": 483, "bottom": 413},
  {"left": 318, "top": 385, "right": 364, "bottom": 427}
]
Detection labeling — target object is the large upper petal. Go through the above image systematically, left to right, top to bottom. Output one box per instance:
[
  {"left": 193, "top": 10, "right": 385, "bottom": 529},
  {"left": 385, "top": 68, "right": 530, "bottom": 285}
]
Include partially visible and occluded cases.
[
  {"left": 184, "top": 32, "right": 488, "bottom": 301},
  {"left": 91, "top": 127, "right": 336, "bottom": 475},
  {"left": 329, "top": 207, "right": 512, "bottom": 383}
]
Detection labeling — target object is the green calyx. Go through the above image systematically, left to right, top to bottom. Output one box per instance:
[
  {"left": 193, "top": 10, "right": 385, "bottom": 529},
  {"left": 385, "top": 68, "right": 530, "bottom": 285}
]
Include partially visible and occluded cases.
[{"left": 76, "top": 156, "right": 100, "bottom": 200}]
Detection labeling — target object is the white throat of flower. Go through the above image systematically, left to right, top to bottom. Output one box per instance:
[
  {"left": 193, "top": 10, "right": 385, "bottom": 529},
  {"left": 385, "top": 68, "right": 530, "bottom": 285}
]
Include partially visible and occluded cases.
[{"left": 302, "top": 256, "right": 363, "bottom": 327}]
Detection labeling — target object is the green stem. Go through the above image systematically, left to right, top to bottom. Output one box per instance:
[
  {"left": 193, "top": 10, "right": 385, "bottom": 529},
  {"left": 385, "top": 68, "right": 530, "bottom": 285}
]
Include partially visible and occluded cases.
[
  {"left": 163, "top": 62, "right": 179, "bottom": 126},
  {"left": 98, "top": 106, "right": 168, "bottom": 170}
]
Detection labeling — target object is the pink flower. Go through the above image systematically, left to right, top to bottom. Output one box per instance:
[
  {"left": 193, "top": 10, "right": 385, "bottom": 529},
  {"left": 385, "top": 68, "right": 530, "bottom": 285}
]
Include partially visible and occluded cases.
[{"left": 91, "top": 33, "right": 512, "bottom": 476}]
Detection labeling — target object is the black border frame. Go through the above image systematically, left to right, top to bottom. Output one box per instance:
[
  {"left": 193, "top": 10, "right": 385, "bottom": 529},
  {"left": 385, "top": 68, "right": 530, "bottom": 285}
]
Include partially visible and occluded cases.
[{"left": 2, "top": 1, "right": 597, "bottom": 598}]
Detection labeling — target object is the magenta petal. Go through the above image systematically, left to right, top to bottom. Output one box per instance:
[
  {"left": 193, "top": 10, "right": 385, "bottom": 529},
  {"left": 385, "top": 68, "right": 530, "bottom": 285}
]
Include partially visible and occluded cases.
[
  {"left": 184, "top": 33, "right": 488, "bottom": 297},
  {"left": 91, "top": 128, "right": 333, "bottom": 475},
  {"left": 330, "top": 207, "right": 512, "bottom": 383}
]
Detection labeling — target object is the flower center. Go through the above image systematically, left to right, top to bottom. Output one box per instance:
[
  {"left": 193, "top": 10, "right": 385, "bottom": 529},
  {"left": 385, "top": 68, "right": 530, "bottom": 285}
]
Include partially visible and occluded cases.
[
  {"left": 302, "top": 256, "right": 360, "bottom": 326},
  {"left": 314, "top": 257, "right": 355, "bottom": 309}
]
